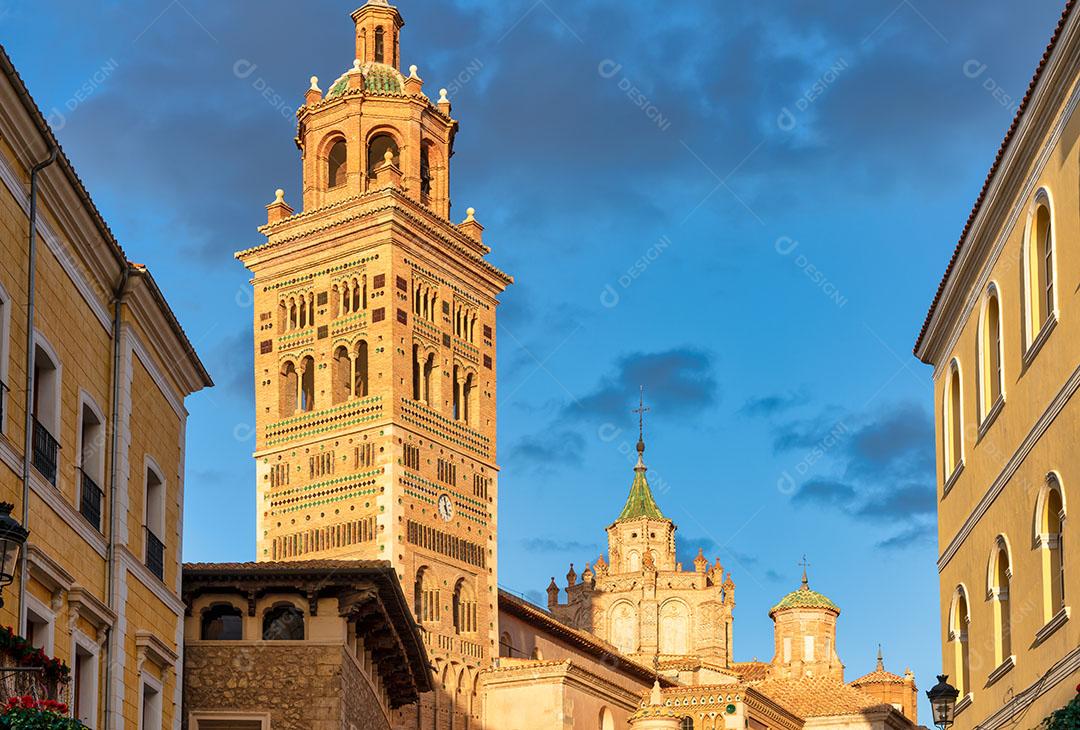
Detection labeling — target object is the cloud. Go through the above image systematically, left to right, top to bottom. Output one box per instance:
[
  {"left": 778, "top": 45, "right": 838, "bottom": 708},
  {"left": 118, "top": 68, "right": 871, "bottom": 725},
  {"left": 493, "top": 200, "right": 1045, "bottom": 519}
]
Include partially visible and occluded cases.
[
  {"left": 567, "top": 348, "right": 718, "bottom": 422},
  {"left": 739, "top": 389, "right": 808, "bottom": 418},
  {"left": 775, "top": 400, "right": 937, "bottom": 552},
  {"left": 844, "top": 403, "right": 934, "bottom": 480},
  {"left": 509, "top": 429, "right": 586, "bottom": 472},
  {"left": 792, "top": 479, "right": 857, "bottom": 508},
  {"left": 856, "top": 483, "right": 936, "bottom": 521},
  {"left": 876, "top": 522, "right": 936, "bottom": 551},
  {"left": 521, "top": 538, "right": 599, "bottom": 555}
]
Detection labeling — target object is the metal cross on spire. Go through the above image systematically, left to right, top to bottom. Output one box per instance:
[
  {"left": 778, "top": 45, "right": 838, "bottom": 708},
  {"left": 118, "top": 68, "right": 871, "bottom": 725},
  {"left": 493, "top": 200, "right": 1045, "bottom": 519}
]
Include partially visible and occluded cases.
[
  {"left": 633, "top": 385, "right": 650, "bottom": 447},
  {"left": 799, "top": 555, "right": 811, "bottom": 587}
]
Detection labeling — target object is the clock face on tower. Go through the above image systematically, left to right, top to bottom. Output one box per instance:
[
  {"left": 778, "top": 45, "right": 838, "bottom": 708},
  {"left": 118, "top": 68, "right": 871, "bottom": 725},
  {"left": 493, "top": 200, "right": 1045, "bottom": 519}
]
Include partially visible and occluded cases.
[{"left": 437, "top": 494, "right": 454, "bottom": 522}]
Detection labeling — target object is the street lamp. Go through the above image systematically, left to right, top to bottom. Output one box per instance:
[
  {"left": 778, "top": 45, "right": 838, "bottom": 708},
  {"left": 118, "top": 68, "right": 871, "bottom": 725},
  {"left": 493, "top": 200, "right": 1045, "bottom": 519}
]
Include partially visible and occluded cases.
[
  {"left": 0, "top": 502, "right": 28, "bottom": 608},
  {"left": 926, "top": 674, "right": 960, "bottom": 730}
]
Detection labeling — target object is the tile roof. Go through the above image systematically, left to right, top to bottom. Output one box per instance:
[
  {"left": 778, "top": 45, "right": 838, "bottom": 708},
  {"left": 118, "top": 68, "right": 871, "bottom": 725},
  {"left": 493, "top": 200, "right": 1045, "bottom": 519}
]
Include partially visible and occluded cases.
[
  {"left": 915, "top": 1, "right": 1076, "bottom": 357},
  {"left": 616, "top": 448, "right": 666, "bottom": 522},
  {"left": 769, "top": 583, "right": 839, "bottom": 617},
  {"left": 731, "top": 661, "right": 771, "bottom": 682},
  {"left": 851, "top": 668, "right": 907, "bottom": 686},
  {"left": 752, "top": 676, "right": 891, "bottom": 719}
]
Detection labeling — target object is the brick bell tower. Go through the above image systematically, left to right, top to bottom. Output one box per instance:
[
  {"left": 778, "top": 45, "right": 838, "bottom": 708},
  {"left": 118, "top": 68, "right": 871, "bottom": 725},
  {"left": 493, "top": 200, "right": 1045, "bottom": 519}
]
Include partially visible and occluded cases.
[{"left": 235, "top": 2, "right": 512, "bottom": 727}]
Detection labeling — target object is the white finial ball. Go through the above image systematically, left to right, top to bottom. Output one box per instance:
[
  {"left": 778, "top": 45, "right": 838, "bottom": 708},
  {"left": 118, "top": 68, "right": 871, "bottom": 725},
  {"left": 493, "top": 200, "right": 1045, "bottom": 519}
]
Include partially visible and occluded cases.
[
  {"left": 353, "top": 58, "right": 362, "bottom": 71},
  {"left": 409, "top": 64, "right": 419, "bottom": 78},
  {"left": 309, "top": 76, "right": 320, "bottom": 90},
  {"left": 439, "top": 88, "right": 449, "bottom": 103},
  {"left": 384, "top": 149, "right": 394, "bottom": 163},
  {"left": 274, "top": 189, "right": 285, "bottom": 203},
  {"left": 466, "top": 207, "right": 476, "bottom": 220}
]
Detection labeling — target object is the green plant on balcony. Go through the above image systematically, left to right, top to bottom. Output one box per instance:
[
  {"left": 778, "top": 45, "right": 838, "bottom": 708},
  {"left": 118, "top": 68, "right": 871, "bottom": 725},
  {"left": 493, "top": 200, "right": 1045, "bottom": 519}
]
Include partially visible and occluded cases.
[
  {"left": 0, "top": 628, "right": 68, "bottom": 684},
  {"left": 1040, "top": 685, "right": 1080, "bottom": 730},
  {"left": 0, "top": 697, "right": 84, "bottom": 729}
]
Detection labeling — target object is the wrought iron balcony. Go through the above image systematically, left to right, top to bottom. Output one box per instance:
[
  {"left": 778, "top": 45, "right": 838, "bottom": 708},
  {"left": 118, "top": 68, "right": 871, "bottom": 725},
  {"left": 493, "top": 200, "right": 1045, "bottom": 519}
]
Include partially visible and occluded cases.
[
  {"left": 31, "top": 418, "right": 59, "bottom": 486},
  {"left": 79, "top": 470, "right": 103, "bottom": 532},
  {"left": 145, "top": 527, "right": 164, "bottom": 581}
]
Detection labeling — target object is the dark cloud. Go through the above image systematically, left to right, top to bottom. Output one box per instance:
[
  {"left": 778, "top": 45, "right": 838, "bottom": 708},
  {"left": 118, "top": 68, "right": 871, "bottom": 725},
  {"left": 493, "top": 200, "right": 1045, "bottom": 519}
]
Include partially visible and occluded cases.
[
  {"left": 208, "top": 325, "right": 254, "bottom": 403},
  {"left": 567, "top": 348, "right": 717, "bottom": 422},
  {"left": 740, "top": 390, "right": 809, "bottom": 418},
  {"left": 775, "top": 400, "right": 937, "bottom": 552},
  {"left": 845, "top": 403, "right": 934, "bottom": 480},
  {"left": 509, "top": 429, "right": 585, "bottom": 472},
  {"left": 792, "top": 479, "right": 857, "bottom": 508},
  {"left": 856, "top": 483, "right": 936, "bottom": 521}
]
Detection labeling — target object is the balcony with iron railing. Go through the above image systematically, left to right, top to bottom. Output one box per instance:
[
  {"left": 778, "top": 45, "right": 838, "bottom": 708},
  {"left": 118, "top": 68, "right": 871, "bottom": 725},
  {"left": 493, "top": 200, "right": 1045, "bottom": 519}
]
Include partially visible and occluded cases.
[
  {"left": 31, "top": 418, "right": 59, "bottom": 486},
  {"left": 79, "top": 469, "right": 103, "bottom": 532},
  {"left": 145, "top": 527, "right": 164, "bottom": 581}
]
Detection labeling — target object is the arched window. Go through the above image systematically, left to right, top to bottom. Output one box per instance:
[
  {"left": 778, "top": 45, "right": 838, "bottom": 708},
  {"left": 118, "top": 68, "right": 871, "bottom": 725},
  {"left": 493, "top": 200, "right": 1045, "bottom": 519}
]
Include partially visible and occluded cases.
[
  {"left": 374, "top": 26, "right": 385, "bottom": 63},
  {"left": 367, "top": 134, "right": 399, "bottom": 177},
  {"left": 327, "top": 140, "right": 347, "bottom": 189},
  {"left": 420, "top": 144, "right": 432, "bottom": 197},
  {"left": 1024, "top": 197, "right": 1056, "bottom": 346},
  {"left": 979, "top": 288, "right": 1004, "bottom": 420},
  {"left": 354, "top": 340, "right": 369, "bottom": 397},
  {"left": 332, "top": 346, "right": 351, "bottom": 405},
  {"left": 422, "top": 352, "right": 435, "bottom": 406},
  {"left": 299, "top": 356, "right": 315, "bottom": 412},
  {"left": 944, "top": 360, "right": 963, "bottom": 479},
  {"left": 280, "top": 361, "right": 298, "bottom": 417},
  {"left": 461, "top": 372, "right": 475, "bottom": 425},
  {"left": 1036, "top": 475, "right": 1066, "bottom": 622},
  {"left": 989, "top": 538, "right": 1011, "bottom": 665},
  {"left": 627, "top": 550, "right": 641, "bottom": 572},
  {"left": 414, "top": 567, "right": 439, "bottom": 624},
  {"left": 453, "top": 579, "right": 477, "bottom": 634},
  {"left": 950, "top": 587, "right": 971, "bottom": 696},
  {"left": 659, "top": 600, "right": 690, "bottom": 655},
  {"left": 610, "top": 601, "right": 637, "bottom": 655},
  {"left": 201, "top": 603, "right": 243, "bottom": 640},
  {"left": 263, "top": 603, "right": 304, "bottom": 640},
  {"left": 499, "top": 631, "right": 513, "bottom": 658},
  {"left": 599, "top": 707, "right": 616, "bottom": 730},
  {"left": 680, "top": 718, "right": 695, "bottom": 730}
]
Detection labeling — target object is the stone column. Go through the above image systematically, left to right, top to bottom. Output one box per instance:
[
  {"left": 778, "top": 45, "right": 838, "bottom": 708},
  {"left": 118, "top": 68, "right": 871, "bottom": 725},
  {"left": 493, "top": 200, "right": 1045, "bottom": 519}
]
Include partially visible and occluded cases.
[{"left": 349, "top": 353, "right": 358, "bottom": 399}]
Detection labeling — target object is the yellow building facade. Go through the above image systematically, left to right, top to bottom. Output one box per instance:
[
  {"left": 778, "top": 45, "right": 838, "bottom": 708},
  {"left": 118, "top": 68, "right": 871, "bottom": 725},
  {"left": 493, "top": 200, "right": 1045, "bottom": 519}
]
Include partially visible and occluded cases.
[
  {"left": 235, "top": 2, "right": 511, "bottom": 727},
  {"left": 915, "top": 3, "right": 1080, "bottom": 728},
  {"left": 0, "top": 46, "right": 211, "bottom": 729}
]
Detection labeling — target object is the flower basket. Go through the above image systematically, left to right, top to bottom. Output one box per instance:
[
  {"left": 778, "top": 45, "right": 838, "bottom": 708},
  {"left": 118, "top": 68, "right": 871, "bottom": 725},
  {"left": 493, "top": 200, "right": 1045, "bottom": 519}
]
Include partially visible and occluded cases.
[{"left": 0, "top": 697, "right": 85, "bottom": 729}]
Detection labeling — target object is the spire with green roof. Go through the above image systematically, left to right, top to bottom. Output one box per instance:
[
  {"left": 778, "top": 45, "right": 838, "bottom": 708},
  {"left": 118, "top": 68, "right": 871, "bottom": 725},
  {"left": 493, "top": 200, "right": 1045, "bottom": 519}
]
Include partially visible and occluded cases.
[{"left": 615, "top": 387, "right": 666, "bottom": 522}]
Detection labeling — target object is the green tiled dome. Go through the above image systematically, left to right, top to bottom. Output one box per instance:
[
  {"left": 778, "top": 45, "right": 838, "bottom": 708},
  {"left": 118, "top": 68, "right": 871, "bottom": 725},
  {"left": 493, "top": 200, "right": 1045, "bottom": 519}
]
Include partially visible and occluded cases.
[
  {"left": 325, "top": 62, "right": 404, "bottom": 100},
  {"left": 769, "top": 584, "right": 840, "bottom": 617}
]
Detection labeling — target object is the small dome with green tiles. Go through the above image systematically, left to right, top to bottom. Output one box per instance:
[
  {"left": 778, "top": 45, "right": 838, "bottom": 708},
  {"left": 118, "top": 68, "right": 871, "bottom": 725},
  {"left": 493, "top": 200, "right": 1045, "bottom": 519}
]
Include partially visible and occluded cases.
[
  {"left": 325, "top": 61, "right": 405, "bottom": 100},
  {"left": 769, "top": 579, "right": 840, "bottom": 617}
]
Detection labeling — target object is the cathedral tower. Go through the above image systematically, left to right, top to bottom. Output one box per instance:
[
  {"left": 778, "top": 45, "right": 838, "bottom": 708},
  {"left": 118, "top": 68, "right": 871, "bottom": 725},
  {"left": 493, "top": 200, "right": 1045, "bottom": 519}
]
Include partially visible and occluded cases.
[{"left": 236, "top": 2, "right": 512, "bottom": 726}]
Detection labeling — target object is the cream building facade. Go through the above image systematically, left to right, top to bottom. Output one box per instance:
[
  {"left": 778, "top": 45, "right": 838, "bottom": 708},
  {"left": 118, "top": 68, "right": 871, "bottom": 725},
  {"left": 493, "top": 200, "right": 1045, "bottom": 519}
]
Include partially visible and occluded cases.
[
  {"left": 914, "top": 2, "right": 1080, "bottom": 728},
  {"left": 0, "top": 45, "right": 211, "bottom": 730}
]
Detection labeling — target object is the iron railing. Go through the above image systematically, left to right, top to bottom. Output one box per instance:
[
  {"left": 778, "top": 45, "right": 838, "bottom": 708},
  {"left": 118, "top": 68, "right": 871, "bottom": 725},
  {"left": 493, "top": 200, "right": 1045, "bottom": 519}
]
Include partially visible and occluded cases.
[
  {"left": 31, "top": 418, "right": 59, "bottom": 485},
  {"left": 79, "top": 469, "right": 103, "bottom": 532},
  {"left": 145, "top": 527, "right": 164, "bottom": 581}
]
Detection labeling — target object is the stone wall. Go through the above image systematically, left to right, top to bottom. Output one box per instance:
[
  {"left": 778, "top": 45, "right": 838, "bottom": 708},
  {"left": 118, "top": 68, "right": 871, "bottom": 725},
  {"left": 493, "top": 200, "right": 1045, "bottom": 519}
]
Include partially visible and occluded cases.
[{"left": 183, "top": 642, "right": 389, "bottom": 730}]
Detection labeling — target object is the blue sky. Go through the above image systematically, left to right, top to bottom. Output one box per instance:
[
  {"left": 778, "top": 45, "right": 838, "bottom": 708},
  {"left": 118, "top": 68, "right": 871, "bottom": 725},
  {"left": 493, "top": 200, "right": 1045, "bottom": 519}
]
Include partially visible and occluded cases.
[{"left": 2, "top": 0, "right": 1067, "bottom": 711}]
